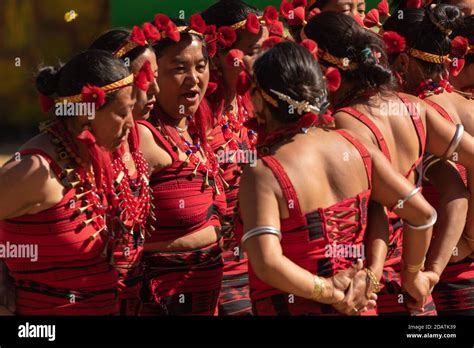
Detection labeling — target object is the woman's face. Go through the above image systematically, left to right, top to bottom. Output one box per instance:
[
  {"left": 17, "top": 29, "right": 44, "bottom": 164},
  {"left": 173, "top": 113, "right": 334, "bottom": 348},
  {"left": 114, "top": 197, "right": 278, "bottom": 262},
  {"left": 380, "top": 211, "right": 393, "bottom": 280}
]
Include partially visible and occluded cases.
[
  {"left": 321, "top": 0, "right": 366, "bottom": 19},
  {"left": 217, "top": 26, "right": 269, "bottom": 84},
  {"left": 156, "top": 37, "right": 209, "bottom": 119},
  {"left": 131, "top": 48, "right": 159, "bottom": 120},
  {"left": 91, "top": 86, "right": 135, "bottom": 151}
]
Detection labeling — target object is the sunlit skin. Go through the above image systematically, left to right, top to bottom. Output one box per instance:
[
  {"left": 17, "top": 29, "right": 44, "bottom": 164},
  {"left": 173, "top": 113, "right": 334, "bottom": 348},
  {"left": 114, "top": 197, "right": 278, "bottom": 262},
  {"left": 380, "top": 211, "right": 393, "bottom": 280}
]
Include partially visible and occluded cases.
[
  {"left": 318, "top": 0, "right": 366, "bottom": 19},
  {"left": 139, "top": 37, "right": 220, "bottom": 252},
  {"left": 155, "top": 38, "right": 209, "bottom": 129},
  {"left": 130, "top": 48, "right": 159, "bottom": 121},
  {"left": 239, "top": 80, "right": 439, "bottom": 315},
  {"left": 0, "top": 86, "right": 135, "bottom": 220}
]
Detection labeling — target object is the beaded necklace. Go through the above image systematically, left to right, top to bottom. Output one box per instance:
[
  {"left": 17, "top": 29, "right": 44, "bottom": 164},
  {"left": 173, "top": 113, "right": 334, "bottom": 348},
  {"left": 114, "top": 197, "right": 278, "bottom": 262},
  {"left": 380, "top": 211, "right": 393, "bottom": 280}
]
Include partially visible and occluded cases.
[
  {"left": 416, "top": 79, "right": 454, "bottom": 99},
  {"left": 155, "top": 116, "right": 222, "bottom": 194},
  {"left": 41, "top": 120, "right": 110, "bottom": 244},
  {"left": 111, "top": 146, "right": 153, "bottom": 241}
]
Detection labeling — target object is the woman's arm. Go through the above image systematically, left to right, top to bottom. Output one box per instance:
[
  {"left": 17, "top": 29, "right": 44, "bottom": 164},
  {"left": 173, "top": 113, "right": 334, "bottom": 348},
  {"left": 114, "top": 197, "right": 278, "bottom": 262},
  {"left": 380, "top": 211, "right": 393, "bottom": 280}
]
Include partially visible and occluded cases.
[
  {"left": 366, "top": 144, "right": 439, "bottom": 306},
  {"left": 0, "top": 154, "right": 50, "bottom": 220},
  {"left": 239, "top": 160, "right": 360, "bottom": 304},
  {"left": 424, "top": 160, "right": 469, "bottom": 274}
]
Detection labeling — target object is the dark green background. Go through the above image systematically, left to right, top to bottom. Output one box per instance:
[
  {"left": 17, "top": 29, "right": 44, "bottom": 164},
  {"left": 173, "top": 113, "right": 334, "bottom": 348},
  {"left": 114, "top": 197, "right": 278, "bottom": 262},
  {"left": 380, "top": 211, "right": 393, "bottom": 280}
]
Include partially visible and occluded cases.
[{"left": 111, "top": 0, "right": 379, "bottom": 27}]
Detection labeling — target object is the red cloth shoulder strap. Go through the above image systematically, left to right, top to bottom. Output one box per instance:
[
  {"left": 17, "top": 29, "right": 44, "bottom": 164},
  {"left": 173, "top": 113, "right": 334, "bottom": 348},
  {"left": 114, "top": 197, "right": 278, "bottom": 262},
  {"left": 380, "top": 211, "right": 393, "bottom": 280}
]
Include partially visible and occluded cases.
[
  {"left": 396, "top": 93, "right": 426, "bottom": 180},
  {"left": 424, "top": 99, "right": 455, "bottom": 123},
  {"left": 337, "top": 107, "right": 392, "bottom": 162},
  {"left": 137, "top": 120, "right": 179, "bottom": 162},
  {"left": 335, "top": 129, "right": 373, "bottom": 189},
  {"left": 18, "top": 149, "right": 64, "bottom": 179},
  {"left": 260, "top": 155, "right": 303, "bottom": 219}
]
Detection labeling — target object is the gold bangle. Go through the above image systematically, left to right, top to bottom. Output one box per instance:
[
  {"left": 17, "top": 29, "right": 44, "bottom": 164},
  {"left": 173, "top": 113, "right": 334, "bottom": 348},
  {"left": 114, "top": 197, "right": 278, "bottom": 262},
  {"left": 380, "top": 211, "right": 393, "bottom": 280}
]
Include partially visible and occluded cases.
[
  {"left": 462, "top": 234, "right": 474, "bottom": 243},
  {"left": 403, "top": 258, "right": 425, "bottom": 273},
  {"left": 365, "top": 268, "right": 380, "bottom": 293},
  {"left": 311, "top": 275, "right": 325, "bottom": 301}
]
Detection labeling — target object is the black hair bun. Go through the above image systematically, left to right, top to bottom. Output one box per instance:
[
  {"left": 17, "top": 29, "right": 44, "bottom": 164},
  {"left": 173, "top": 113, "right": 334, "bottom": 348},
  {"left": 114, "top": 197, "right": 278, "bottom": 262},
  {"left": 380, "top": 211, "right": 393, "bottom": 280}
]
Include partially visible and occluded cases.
[
  {"left": 429, "top": 3, "right": 461, "bottom": 35},
  {"left": 35, "top": 66, "right": 62, "bottom": 96}
]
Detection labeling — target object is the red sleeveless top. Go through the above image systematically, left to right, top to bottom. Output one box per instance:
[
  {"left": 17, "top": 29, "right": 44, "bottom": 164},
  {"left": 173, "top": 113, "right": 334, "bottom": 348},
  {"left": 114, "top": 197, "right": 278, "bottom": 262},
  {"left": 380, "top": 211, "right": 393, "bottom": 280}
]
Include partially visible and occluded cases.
[
  {"left": 336, "top": 93, "right": 426, "bottom": 265},
  {"left": 422, "top": 100, "right": 468, "bottom": 210},
  {"left": 138, "top": 120, "right": 226, "bottom": 243},
  {"left": 236, "top": 130, "right": 373, "bottom": 301},
  {"left": 0, "top": 149, "right": 118, "bottom": 315}
]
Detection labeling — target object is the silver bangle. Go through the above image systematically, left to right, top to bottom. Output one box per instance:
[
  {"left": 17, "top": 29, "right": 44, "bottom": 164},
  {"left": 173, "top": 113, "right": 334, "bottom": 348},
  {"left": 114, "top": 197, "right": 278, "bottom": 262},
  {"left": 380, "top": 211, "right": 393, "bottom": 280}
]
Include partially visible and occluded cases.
[
  {"left": 443, "top": 124, "right": 464, "bottom": 160},
  {"left": 422, "top": 154, "right": 442, "bottom": 182},
  {"left": 390, "top": 187, "right": 421, "bottom": 211},
  {"left": 404, "top": 207, "right": 438, "bottom": 230},
  {"left": 241, "top": 226, "right": 282, "bottom": 246}
]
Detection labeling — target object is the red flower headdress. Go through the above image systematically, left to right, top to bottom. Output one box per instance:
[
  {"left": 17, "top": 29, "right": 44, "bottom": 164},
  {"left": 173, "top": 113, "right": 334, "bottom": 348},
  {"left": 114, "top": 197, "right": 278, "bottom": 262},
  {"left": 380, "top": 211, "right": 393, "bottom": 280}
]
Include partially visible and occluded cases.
[
  {"left": 112, "top": 26, "right": 148, "bottom": 58},
  {"left": 449, "top": 36, "right": 470, "bottom": 76},
  {"left": 134, "top": 60, "right": 155, "bottom": 91},
  {"left": 39, "top": 74, "right": 134, "bottom": 113}
]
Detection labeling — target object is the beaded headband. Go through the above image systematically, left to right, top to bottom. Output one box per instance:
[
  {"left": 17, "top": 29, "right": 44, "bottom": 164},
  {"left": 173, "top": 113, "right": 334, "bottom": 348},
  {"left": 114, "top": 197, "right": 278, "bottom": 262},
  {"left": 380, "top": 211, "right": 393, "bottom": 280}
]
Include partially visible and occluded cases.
[
  {"left": 113, "top": 26, "right": 148, "bottom": 58},
  {"left": 407, "top": 47, "right": 451, "bottom": 64},
  {"left": 318, "top": 49, "right": 359, "bottom": 71},
  {"left": 54, "top": 74, "right": 134, "bottom": 105}
]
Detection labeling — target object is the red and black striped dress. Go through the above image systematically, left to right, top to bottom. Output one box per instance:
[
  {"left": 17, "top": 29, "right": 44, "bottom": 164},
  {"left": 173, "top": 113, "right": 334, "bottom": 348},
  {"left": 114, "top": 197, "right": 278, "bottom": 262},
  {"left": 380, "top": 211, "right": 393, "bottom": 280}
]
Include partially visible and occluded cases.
[
  {"left": 209, "top": 93, "right": 255, "bottom": 316},
  {"left": 336, "top": 94, "right": 435, "bottom": 315},
  {"left": 422, "top": 100, "right": 474, "bottom": 315},
  {"left": 138, "top": 120, "right": 226, "bottom": 316},
  {"left": 111, "top": 125, "right": 151, "bottom": 316},
  {"left": 236, "top": 130, "right": 372, "bottom": 315},
  {"left": 0, "top": 149, "right": 118, "bottom": 315}
]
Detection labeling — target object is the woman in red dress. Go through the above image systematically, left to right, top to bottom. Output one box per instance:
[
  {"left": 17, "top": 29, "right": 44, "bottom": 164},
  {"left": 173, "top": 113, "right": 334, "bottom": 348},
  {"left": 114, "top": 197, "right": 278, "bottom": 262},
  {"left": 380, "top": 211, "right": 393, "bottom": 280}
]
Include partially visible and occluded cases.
[
  {"left": 201, "top": 0, "right": 269, "bottom": 316},
  {"left": 385, "top": 7, "right": 474, "bottom": 314},
  {"left": 303, "top": 9, "right": 474, "bottom": 315},
  {"left": 137, "top": 15, "right": 226, "bottom": 315},
  {"left": 89, "top": 27, "right": 160, "bottom": 315},
  {"left": 238, "top": 41, "right": 439, "bottom": 316},
  {"left": 0, "top": 49, "right": 136, "bottom": 315}
]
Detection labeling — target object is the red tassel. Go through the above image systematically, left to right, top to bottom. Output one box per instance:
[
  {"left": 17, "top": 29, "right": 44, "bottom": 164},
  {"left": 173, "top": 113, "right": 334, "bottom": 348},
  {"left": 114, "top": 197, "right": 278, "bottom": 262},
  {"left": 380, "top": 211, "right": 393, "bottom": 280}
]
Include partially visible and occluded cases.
[
  {"left": 377, "top": 0, "right": 390, "bottom": 17},
  {"left": 280, "top": 1, "right": 294, "bottom": 18},
  {"left": 263, "top": 6, "right": 279, "bottom": 26},
  {"left": 288, "top": 6, "right": 306, "bottom": 26},
  {"left": 308, "top": 8, "right": 321, "bottom": 20},
  {"left": 364, "top": 9, "right": 381, "bottom": 28},
  {"left": 246, "top": 13, "right": 261, "bottom": 34},
  {"left": 154, "top": 14, "right": 171, "bottom": 31},
  {"left": 189, "top": 14, "right": 207, "bottom": 34},
  {"left": 353, "top": 14, "right": 365, "bottom": 27},
  {"left": 268, "top": 21, "right": 284, "bottom": 37},
  {"left": 143, "top": 22, "right": 161, "bottom": 42},
  {"left": 165, "top": 22, "right": 180, "bottom": 42},
  {"left": 131, "top": 26, "right": 147, "bottom": 46},
  {"left": 218, "top": 26, "right": 237, "bottom": 47},
  {"left": 382, "top": 31, "right": 406, "bottom": 54},
  {"left": 262, "top": 36, "right": 283, "bottom": 49},
  {"left": 451, "top": 36, "right": 470, "bottom": 58},
  {"left": 300, "top": 39, "right": 318, "bottom": 60},
  {"left": 207, "top": 41, "right": 217, "bottom": 58},
  {"left": 225, "top": 49, "right": 244, "bottom": 67},
  {"left": 450, "top": 58, "right": 465, "bottom": 77},
  {"left": 140, "top": 60, "right": 154, "bottom": 81},
  {"left": 325, "top": 67, "right": 341, "bottom": 92},
  {"left": 134, "top": 71, "right": 149, "bottom": 91},
  {"left": 236, "top": 71, "right": 252, "bottom": 96},
  {"left": 205, "top": 81, "right": 218, "bottom": 96},
  {"left": 81, "top": 85, "right": 106, "bottom": 110},
  {"left": 39, "top": 94, "right": 55, "bottom": 113},
  {"left": 297, "top": 112, "right": 318, "bottom": 129},
  {"left": 76, "top": 129, "right": 113, "bottom": 196}
]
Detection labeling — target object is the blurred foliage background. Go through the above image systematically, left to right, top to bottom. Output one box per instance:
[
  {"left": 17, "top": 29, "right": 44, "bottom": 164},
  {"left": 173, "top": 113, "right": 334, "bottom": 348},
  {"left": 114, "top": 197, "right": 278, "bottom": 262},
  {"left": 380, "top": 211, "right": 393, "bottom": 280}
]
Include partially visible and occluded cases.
[{"left": 0, "top": 0, "right": 377, "bottom": 161}]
